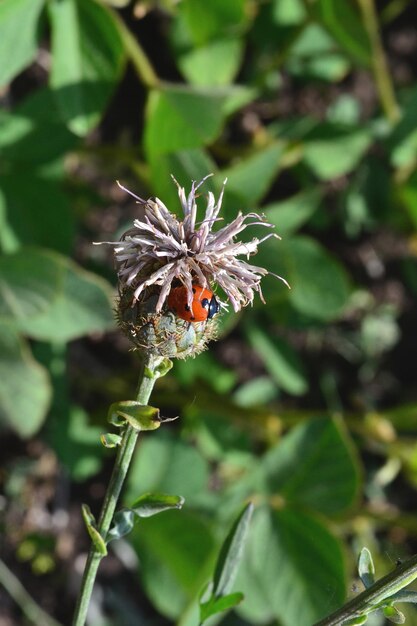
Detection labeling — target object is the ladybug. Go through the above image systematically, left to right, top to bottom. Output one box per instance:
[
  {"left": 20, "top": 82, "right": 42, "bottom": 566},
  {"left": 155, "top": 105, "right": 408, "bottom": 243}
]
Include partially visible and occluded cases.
[{"left": 168, "top": 284, "right": 220, "bottom": 322}]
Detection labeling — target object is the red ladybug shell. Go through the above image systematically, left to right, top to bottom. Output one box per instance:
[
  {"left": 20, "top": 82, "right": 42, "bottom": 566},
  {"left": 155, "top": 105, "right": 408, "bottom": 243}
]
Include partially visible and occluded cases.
[{"left": 168, "top": 285, "right": 220, "bottom": 322}]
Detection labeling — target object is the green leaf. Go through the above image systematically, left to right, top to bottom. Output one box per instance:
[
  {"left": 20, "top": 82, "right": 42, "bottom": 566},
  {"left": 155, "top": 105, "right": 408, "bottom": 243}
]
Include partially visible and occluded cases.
[
  {"left": 0, "top": 0, "right": 45, "bottom": 87},
  {"left": 48, "top": 0, "right": 125, "bottom": 136},
  {"left": 177, "top": 0, "right": 247, "bottom": 46},
  {"left": 312, "top": 0, "right": 371, "bottom": 66},
  {"left": 287, "top": 24, "right": 350, "bottom": 82},
  {"left": 177, "top": 38, "right": 244, "bottom": 87},
  {"left": 145, "top": 86, "right": 228, "bottom": 157},
  {"left": 0, "top": 89, "right": 78, "bottom": 167},
  {"left": 303, "top": 123, "right": 372, "bottom": 180},
  {"left": 215, "top": 143, "right": 284, "bottom": 209},
  {"left": 148, "top": 148, "right": 218, "bottom": 210},
  {"left": 0, "top": 175, "right": 75, "bottom": 254},
  {"left": 264, "top": 188, "right": 322, "bottom": 237},
  {"left": 258, "top": 235, "right": 351, "bottom": 320},
  {"left": 0, "top": 249, "right": 63, "bottom": 324},
  {"left": 15, "top": 257, "right": 115, "bottom": 341},
  {"left": 245, "top": 327, "right": 308, "bottom": 396},
  {"left": 0, "top": 328, "right": 51, "bottom": 437},
  {"left": 108, "top": 401, "right": 161, "bottom": 431},
  {"left": 48, "top": 406, "right": 105, "bottom": 481},
  {"left": 260, "top": 417, "right": 359, "bottom": 515},
  {"left": 126, "top": 432, "right": 210, "bottom": 507},
  {"left": 100, "top": 433, "right": 122, "bottom": 448},
  {"left": 131, "top": 493, "right": 185, "bottom": 518},
  {"left": 107, "top": 494, "right": 185, "bottom": 542},
  {"left": 212, "top": 503, "right": 253, "bottom": 598},
  {"left": 81, "top": 504, "right": 107, "bottom": 555},
  {"left": 237, "top": 506, "right": 346, "bottom": 625},
  {"left": 131, "top": 510, "right": 215, "bottom": 619},
  {"left": 358, "top": 548, "right": 376, "bottom": 589},
  {"left": 200, "top": 592, "right": 244, "bottom": 623},
  {"left": 383, "top": 605, "right": 405, "bottom": 624}
]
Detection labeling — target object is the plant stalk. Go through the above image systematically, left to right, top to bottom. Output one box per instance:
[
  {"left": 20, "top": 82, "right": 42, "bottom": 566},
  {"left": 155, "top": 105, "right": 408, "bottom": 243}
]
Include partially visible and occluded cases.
[
  {"left": 357, "top": 0, "right": 400, "bottom": 124},
  {"left": 71, "top": 354, "right": 161, "bottom": 626},
  {"left": 314, "top": 553, "right": 417, "bottom": 626}
]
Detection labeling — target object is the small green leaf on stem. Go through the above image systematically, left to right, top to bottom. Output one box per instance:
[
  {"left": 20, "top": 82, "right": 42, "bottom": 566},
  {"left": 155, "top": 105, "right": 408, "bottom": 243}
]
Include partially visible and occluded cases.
[
  {"left": 145, "top": 357, "right": 173, "bottom": 380},
  {"left": 108, "top": 401, "right": 161, "bottom": 431},
  {"left": 100, "top": 433, "right": 122, "bottom": 448},
  {"left": 130, "top": 492, "right": 185, "bottom": 517},
  {"left": 107, "top": 493, "right": 185, "bottom": 542},
  {"left": 212, "top": 502, "right": 253, "bottom": 597},
  {"left": 81, "top": 505, "right": 107, "bottom": 556},
  {"left": 358, "top": 548, "right": 375, "bottom": 588},
  {"left": 200, "top": 592, "right": 244, "bottom": 623},
  {"left": 383, "top": 605, "right": 405, "bottom": 624},
  {"left": 343, "top": 616, "right": 368, "bottom": 625}
]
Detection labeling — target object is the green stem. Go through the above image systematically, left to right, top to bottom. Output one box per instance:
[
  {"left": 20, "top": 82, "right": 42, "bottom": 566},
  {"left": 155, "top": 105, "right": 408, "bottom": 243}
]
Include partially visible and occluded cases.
[
  {"left": 357, "top": 0, "right": 400, "bottom": 124},
  {"left": 109, "top": 7, "right": 160, "bottom": 89},
  {"left": 71, "top": 354, "right": 162, "bottom": 626},
  {"left": 314, "top": 553, "right": 417, "bottom": 626},
  {"left": 0, "top": 558, "right": 63, "bottom": 626}
]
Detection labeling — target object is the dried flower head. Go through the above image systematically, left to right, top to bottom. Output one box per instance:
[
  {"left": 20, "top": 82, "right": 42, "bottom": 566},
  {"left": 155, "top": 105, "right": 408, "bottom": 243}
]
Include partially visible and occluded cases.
[
  {"left": 105, "top": 174, "right": 287, "bottom": 309},
  {"left": 97, "top": 175, "right": 288, "bottom": 358}
]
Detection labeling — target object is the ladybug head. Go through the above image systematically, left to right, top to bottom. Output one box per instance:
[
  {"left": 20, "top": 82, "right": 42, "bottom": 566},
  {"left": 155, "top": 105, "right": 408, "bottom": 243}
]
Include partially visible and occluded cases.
[{"left": 207, "top": 294, "right": 220, "bottom": 320}]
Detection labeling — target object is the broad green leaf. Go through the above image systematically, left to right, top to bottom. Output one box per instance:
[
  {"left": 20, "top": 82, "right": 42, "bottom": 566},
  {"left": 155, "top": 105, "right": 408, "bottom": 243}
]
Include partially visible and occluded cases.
[
  {"left": 0, "top": 0, "right": 45, "bottom": 87},
  {"left": 48, "top": 0, "right": 125, "bottom": 136},
  {"left": 177, "top": 0, "right": 247, "bottom": 46},
  {"left": 273, "top": 0, "right": 306, "bottom": 25},
  {"left": 312, "top": 0, "right": 371, "bottom": 66},
  {"left": 287, "top": 24, "right": 350, "bottom": 82},
  {"left": 178, "top": 38, "right": 244, "bottom": 87},
  {"left": 145, "top": 86, "right": 229, "bottom": 157},
  {"left": 0, "top": 89, "right": 78, "bottom": 166},
  {"left": 303, "top": 124, "right": 372, "bottom": 180},
  {"left": 215, "top": 143, "right": 284, "bottom": 210},
  {"left": 148, "top": 148, "right": 218, "bottom": 210},
  {"left": 0, "top": 175, "right": 75, "bottom": 254},
  {"left": 264, "top": 188, "right": 322, "bottom": 237},
  {"left": 258, "top": 235, "right": 351, "bottom": 320},
  {"left": 0, "top": 249, "right": 63, "bottom": 323},
  {"left": 15, "top": 257, "right": 114, "bottom": 341},
  {"left": 245, "top": 327, "right": 308, "bottom": 396},
  {"left": 0, "top": 328, "right": 51, "bottom": 437},
  {"left": 233, "top": 376, "right": 277, "bottom": 407},
  {"left": 48, "top": 406, "right": 105, "bottom": 481},
  {"left": 260, "top": 417, "right": 359, "bottom": 515},
  {"left": 126, "top": 432, "right": 210, "bottom": 507},
  {"left": 212, "top": 503, "right": 253, "bottom": 597},
  {"left": 237, "top": 506, "right": 346, "bottom": 626},
  {"left": 131, "top": 510, "right": 215, "bottom": 619},
  {"left": 358, "top": 548, "right": 376, "bottom": 589},
  {"left": 200, "top": 592, "right": 244, "bottom": 623}
]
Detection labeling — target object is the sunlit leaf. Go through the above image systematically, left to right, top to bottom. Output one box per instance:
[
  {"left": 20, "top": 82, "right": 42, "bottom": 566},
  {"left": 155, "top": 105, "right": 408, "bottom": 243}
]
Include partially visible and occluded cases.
[
  {"left": 0, "top": 0, "right": 45, "bottom": 87},
  {"left": 48, "top": 0, "right": 125, "bottom": 136}
]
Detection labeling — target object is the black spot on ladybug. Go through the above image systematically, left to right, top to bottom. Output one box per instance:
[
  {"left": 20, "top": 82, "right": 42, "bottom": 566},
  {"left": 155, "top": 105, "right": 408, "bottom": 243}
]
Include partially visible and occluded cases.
[
  {"left": 192, "top": 288, "right": 196, "bottom": 294},
  {"left": 201, "top": 298, "right": 209, "bottom": 309},
  {"left": 184, "top": 304, "right": 190, "bottom": 311}
]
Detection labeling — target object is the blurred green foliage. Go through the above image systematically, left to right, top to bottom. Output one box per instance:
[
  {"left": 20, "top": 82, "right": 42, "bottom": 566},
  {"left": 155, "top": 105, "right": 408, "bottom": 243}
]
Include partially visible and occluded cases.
[{"left": 1, "top": 0, "right": 417, "bottom": 624}]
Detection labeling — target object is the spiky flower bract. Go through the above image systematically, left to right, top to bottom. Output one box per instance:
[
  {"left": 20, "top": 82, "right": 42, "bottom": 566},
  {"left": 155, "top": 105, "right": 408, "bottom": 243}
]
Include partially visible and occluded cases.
[{"left": 98, "top": 175, "right": 288, "bottom": 358}]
